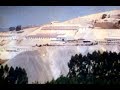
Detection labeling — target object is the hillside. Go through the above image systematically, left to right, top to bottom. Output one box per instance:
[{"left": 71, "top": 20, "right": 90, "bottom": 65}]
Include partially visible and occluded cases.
[
  {"left": 1, "top": 10, "right": 120, "bottom": 83},
  {"left": 62, "top": 10, "right": 120, "bottom": 29}
]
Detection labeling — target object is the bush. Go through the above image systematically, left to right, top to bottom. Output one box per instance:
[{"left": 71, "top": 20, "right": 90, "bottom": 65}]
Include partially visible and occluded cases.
[{"left": 101, "top": 14, "right": 107, "bottom": 19}]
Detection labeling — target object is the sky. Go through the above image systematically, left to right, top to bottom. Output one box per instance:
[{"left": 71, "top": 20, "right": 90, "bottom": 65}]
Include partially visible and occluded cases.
[{"left": 0, "top": 6, "right": 120, "bottom": 28}]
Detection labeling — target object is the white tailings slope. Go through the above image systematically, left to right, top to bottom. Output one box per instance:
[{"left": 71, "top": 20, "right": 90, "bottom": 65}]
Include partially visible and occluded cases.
[
  {"left": 5, "top": 45, "right": 120, "bottom": 83},
  {"left": 5, "top": 50, "right": 53, "bottom": 84}
]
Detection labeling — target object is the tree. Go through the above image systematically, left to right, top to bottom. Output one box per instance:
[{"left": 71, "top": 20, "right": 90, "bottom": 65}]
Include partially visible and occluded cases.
[
  {"left": 16, "top": 25, "right": 22, "bottom": 31},
  {"left": 9, "top": 27, "right": 15, "bottom": 31},
  {"left": 46, "top": 51, "right": 120, "bottom": 84},
  {"left": 0, "top": 64, "right": 28, "bottom": 84},
  {"left": 0, "top": 65, "right": 4, "bottom": 84},
  {"left": 16, "top": 68, "right": 28, "bottom": 84}
]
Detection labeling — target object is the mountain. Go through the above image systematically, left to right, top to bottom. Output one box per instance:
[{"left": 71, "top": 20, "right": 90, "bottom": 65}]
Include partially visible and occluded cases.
[
  {"left": 1, "top": 10, "right": 120, "bottom": 83},
  {"left": 62, "top": 10, "right": 120, "bottom": 29}
]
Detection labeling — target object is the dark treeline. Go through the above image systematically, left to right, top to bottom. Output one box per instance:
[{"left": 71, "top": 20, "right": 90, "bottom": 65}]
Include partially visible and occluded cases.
[
  {"left": 9, "top": 25, "right": 22, "bottom": 31},
  {"left": 46, "top": 51, "right": 120, "bottom": 84},
  {"left": 0, "top": 64, "right": 28, "bottom": 84}
]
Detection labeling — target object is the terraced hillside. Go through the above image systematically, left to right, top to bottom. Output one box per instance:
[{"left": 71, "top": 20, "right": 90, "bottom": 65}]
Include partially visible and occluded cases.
[{"left": 0, "top": 10, "right": 120, "bottom": 83}]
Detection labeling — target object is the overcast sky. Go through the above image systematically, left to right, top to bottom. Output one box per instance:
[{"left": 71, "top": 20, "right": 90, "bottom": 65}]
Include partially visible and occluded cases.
[{"left": 0, "top": 6, "right": 120, "bottom": 28}]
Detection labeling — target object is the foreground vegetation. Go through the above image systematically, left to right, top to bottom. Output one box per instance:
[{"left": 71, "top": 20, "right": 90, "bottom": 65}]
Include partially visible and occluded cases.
[
  {"left": 0, "top": 50, "right": 120, "bottom": 84},
  {"left": 46, "top": 51, "right": 120, "bottom": 84},
  {"left": 0, "top": 64, "right": 28, "bottom": 84}
]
